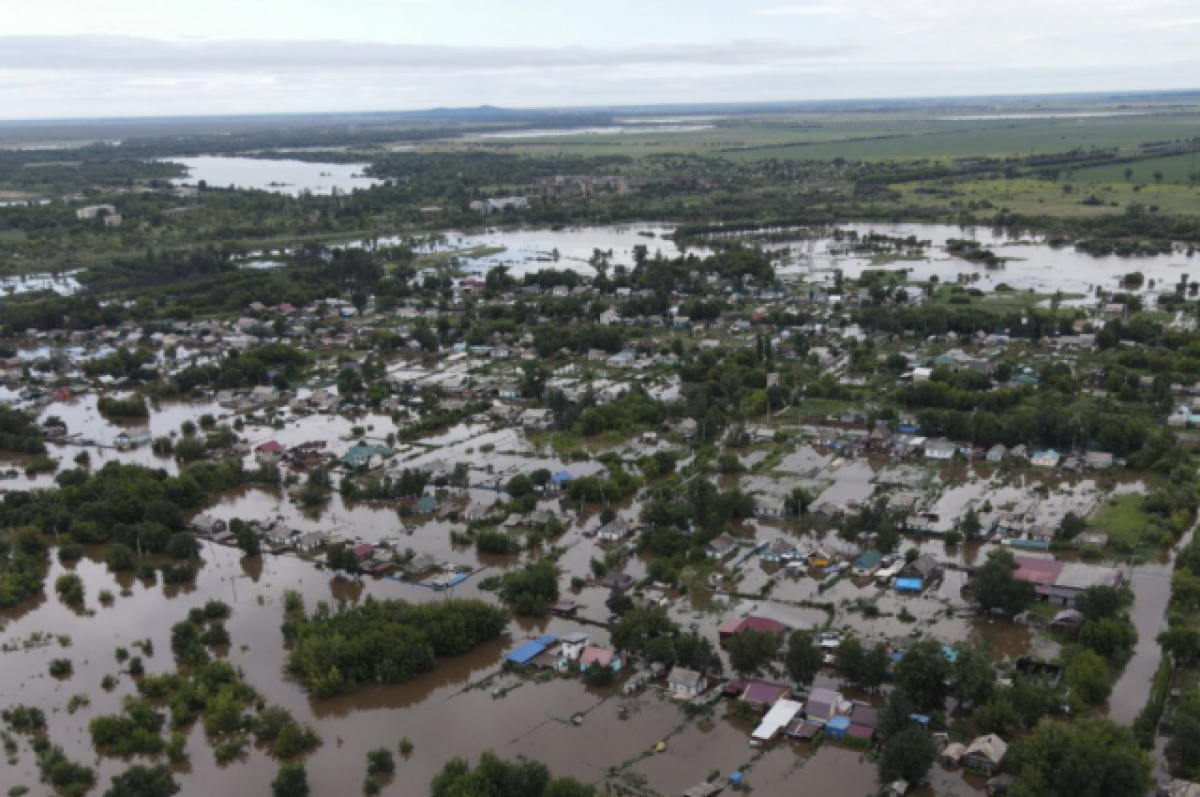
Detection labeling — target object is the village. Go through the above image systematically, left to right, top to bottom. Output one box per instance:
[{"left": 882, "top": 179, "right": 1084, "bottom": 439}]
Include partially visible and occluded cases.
[{"left": 2, "top": 221, "right": 1198, "bottom": 797}]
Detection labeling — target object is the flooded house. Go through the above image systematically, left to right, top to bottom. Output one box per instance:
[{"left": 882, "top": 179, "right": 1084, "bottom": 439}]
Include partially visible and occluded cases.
[
  {"left": 668, "top": 667, "right": 707, "bottom": 699},
  {"left": 961, "top": 734, "right": 1008, "bottom": 774}
]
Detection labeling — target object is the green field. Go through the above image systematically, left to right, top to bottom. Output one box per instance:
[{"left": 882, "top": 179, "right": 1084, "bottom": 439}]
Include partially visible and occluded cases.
[
  {"left": 438, "top": 112, "right": 1200, "bottom": 163},
  {"left": 1073, "top": 153, "right": 1200, "bottom": 186}
]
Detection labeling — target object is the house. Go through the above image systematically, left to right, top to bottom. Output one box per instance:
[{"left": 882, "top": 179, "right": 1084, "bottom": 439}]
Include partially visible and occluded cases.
[
  {"left": 520, "top": 409, "right": 555, "bottom": 431},
  {"left": 868, "top": 422, "right": 894, "bottom": 451},
  {"left": 114, "top": 428, "right": 152, "bottom": 450},
  {"left": 924, "top": 439, "right": 957, "bottom": 461},
  {"left": 255, "top": 440, "right": 284, "bottom": 465},
  {"left": 343, "top": 444, "right": 392, "bottom": 469},
  {"left": 986, "top": 444, "right": 1007, "bottom": 463},
  {"left": 1030, "top": 449, "right": 1061, "bottom": 469},
  {"left": 1084, "top": 451, "right": 1114, "bottom": 470},
  {"left": 190, "top": 514, "right": 228, "bottom": 537},
  {"left": 596, "top": 518, "right": 633, "bottom": 543},
  {"left": 294, "top": 532, "right": 329, "bottom": 553},
  {"left": 705, "top": 533, "right": 740, "bottom": 561},
  {"left": 351, "top": 543, "right": 374, "bottom": 560},
  {"left": 852, "top": 551, "right": 884, "bottom": 577},
  {"left": 898, "top": 554, "right": 942, "bottom": 590},
  {"left": 1012, "top": 556, "right": 1126, "bottom": 606},
  {"left": 601, "top": 571, "right": 635, "bottom": 591},
  {"left": 717, "top": 616, "right": 789, "bottom": 644},
  {"left": 558, "top": 632, "right": 590, "bottom": 664},
  {"left": 579, "top": 646, "right": 623, "bottom": 673},
  {"left": 668, "top": 667, "right": 707, "bottom": 699},
  {"left": 738, "top": 680, "right": 791, "bottom": 710},
  {"left": 805, "top": 687, "right": 841, "bottom": 724},
  {"left": 962, "top": 734, "right": 1008, "bottom": 775},
  {"left": 940, "top": 742, "right": 967, "bottom": 766},
  {"left": 1161, "top": 780, "right": 1200, "bottom": 797}
]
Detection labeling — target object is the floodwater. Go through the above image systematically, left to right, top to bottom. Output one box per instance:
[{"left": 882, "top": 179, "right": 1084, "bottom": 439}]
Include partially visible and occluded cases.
[
  {"left": 168, "top": 157, "right": 381, "bottom": 196},
  {"left": 727, "top": 222, "right": 1194, "bottom": 298},
  {"left": 1107, "top": 522, "right": 1197, "bottom": 724}
]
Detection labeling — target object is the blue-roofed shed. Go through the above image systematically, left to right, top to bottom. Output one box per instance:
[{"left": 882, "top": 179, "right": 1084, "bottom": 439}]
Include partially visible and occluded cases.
[
  {"left": 552, "top": 470, "right": 574, "bottom": 485},
  {"left": 895, "top": 577, "right": 923, "bottom": 592},
  {"left": 506, "top": 635, "right": 557, "bottom": 666},
  {"left": 941, "top": 645, "right": 959, "bottom": 664},
  {"left": 826, "top": 715, "right": 852, "bottom": 740}
]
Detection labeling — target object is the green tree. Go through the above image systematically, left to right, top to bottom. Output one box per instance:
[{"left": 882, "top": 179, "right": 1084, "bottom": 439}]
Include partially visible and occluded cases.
[
  {"left": 973, "top": 548, "right": 1035, "bottom": 616},
  {"left": 726, "top": 630, "right": 780, "bottom": 677},
  {"left": 784, "top": 631, "right": 822, "bottom": 687},
  {"left": 893, "top": 640, "right": 951, "bottom": 712},
  {"left": 950, "top": 642, "right": 995, "bottom": 708},
  {"left": 1066, "top": 648, "right": 1111, "bottom": 706},
  {"left": 1007, "top": 718, "right": 1151, "bottom": 797},
  {"left": 878, "top": 727, "right": 937, "bottom": 785},
  {"left": 272, "top": 763, "right": 310, "bottom": 797},
  {"left": 103, "top": 764, "right": 179, "bottom": 797}
]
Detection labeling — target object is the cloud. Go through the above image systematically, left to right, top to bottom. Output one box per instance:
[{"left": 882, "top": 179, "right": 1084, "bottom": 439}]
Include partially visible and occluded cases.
[{"left": 0, "top": 35, "right": 851, "bottom": 73}]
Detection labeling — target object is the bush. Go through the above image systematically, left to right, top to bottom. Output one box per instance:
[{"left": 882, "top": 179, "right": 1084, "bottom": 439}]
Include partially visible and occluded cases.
[{"left": 367, "top": 748, "right": 395, "bottom": 775}]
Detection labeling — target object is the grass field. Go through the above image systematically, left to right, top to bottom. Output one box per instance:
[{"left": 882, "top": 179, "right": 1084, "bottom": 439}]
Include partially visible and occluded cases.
[
  {"left": 436, "top": 112, "right": 1200, "bottom": 163},
  {"left": 1073, "top": 153, "right": 1200, "bottom": 186}
]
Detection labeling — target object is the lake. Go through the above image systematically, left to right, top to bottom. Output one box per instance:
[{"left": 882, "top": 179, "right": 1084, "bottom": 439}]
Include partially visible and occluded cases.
[{"left": 168, "top": 156, "right": 381, "bottom": 196}]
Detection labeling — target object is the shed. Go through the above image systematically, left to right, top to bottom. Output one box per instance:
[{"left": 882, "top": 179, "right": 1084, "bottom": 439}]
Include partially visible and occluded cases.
[
  {"left": 895, "top": 577, "right": 923, "bottom": 593},
  {"left": 506, "top": 635, "right": 557, "bottom": 666},
  {"left": 751, "top": 699, "right": 803, "bottom": 742},
  {"left": 825, "top": 715, "right": 852, "bottom": 740}
]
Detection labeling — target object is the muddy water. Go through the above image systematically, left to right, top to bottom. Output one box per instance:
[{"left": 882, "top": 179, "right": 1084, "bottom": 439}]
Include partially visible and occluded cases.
[{"left": 1107, "top": 523, "right": 1196, "bottom": 724}]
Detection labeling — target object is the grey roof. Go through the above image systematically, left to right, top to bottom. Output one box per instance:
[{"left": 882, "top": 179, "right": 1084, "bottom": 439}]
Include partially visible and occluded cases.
[
  {"left": 1056, "top": 562, "right": 1123, "bottom": 591},
  {"left": 670, "top": 667, "right": 704, "bottom": 688},
  {"left": 964, "top": 734, "right": 1008, "bottom": 765}
]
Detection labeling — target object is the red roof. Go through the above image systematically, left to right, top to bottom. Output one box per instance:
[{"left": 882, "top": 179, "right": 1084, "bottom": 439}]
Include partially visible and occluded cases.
[
  {"left": 278, "top": 303, "right": 297, "bottom": 313},
  {"left": 256, "top": 441, "right": 284, "bottom": 453},
  {"left": 352, "top": 544, "right": 374, "bottom": 559},
  {"left": 1013, "top": 556, "right": 1064, "bottom": 587},
  {"left": 719, "top": 616, "right": 789, "bottom": 638},
  {"left": 580, "top": 646, "right": 617, "bottom": 668},
  {"left": 741, "top": 680, "right": 790, "bottom": 706}
]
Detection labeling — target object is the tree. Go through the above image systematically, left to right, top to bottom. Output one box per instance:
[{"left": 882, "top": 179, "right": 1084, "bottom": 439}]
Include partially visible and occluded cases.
[
  {"left": 236, "top": 524, "right": 261, "bottom": 557},
  {"left": 973, "top": 548, "right": 1035, "bottom": 616},
  {"left": 1075, "top": 586, "right": 1123, "bottom": 622},
  {"left": 727, "top": 630, "right": 780, "bottom": 677},
  {"left": 784, "top": 631, "right": 822, "bottom": 687},
  {"left": 834, "top": 637, "right": 864, "bottom": 681},
  {"left": 893, "top": 640, "right": 951, "bottom": 711},
  {"left": 950, "top": 642, "right": 995, "bottom": 708},
  {"left": 858, "top": 643, "right": 890, "bottom": 692},
  {"left": 1066, "top": 648, "right": 1111, "bottom": 706},
  {"left": 879, "top": 690, "right": 919, "bottom": 740},
  {"left": 976, "top": 693, "right": 1021, "bottom": 737},
  {"left": 1168, "top": 714, "right": 1200, "bottom": 777},
  {"left": 1007, "top": 718, "right": 1151, "bottom": 797},
  {"left": 878, "top": 727, "right": 937, "bottom": 785},
  {"left": 367, "top": 748, "right": 396, "bottom": 776},
  {"left": 272, "top": 763, "right": 310, "bottom": 797},
  {"left": 103, "top": 765, "right": 179, "bottom": 797}
]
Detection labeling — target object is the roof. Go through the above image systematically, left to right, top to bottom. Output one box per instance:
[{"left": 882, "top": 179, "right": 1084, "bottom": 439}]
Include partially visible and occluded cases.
[
  {"left": 256, "top": 440, "right": 284, "bottom": 453},
  {"left": 854, "top": 551, "right": 883, "bottom": 569},
  {"left": 895, "top": 577, "right": 923, "bottom": 591},
  {"left": 506, "top": 635, "right": 557, "bottom": 665},
  {"left": 580, "top": 646, "right": 617, "bottom": 667},
  {"left": 669, "top": 667, "right": 704, "bottom": 688},
  {"left": 742, "top": 681, "right": 790, "bottom": 706},
  {"left": 751, "top": 699, "right": 804, "bottom": 741},
  {"left": 850, "top": 704, "right": 879, "bottom": 728},
  {"left": 827, "top": 715, "right": 851, "bottom": 731},
  {"left": 964, "top": 734, "right": 1008, "bottom": 765}
]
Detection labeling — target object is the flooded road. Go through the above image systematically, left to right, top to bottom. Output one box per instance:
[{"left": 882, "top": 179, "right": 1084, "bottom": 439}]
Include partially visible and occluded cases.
[{"left": 1107, "top": 523, "right": 1196, "bottom": 724}]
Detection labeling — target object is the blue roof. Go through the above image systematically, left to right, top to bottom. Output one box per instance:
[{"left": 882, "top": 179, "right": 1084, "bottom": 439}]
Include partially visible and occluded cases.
[
  {"left": 551, "top": 470, "right": 574, "bottom": 484},
  {"left": 853, "top": 551, "right": 883, "bottom": 568},
  {"left": 895, "top": 577, "right": 923, "bottom": 592},
  {"left": 506, "top": 635, "right": 557, "bottom": 665},
  {"left": 941, "top": 645, "right": 959, "bottom": 664},
  {"left": 910, "top": 714, "right": 931, "bottom": 725},
  {"left": 827, "top": 716, "right": 852, "bottom": 731},
  {"left": 729, "top": 773, "right": 744, "bottom": 785}
]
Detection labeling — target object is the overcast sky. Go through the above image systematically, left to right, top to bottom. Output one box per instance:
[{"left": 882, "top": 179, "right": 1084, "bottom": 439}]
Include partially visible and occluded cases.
[{"left": 3, "top": 0, "right": 1199, "bottom": 119}]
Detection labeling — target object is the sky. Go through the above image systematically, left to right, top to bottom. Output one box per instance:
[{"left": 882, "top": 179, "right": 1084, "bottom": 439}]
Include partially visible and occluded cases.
[{"left": 2, "top": 0, "right": 1199, "bottom": 119}]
